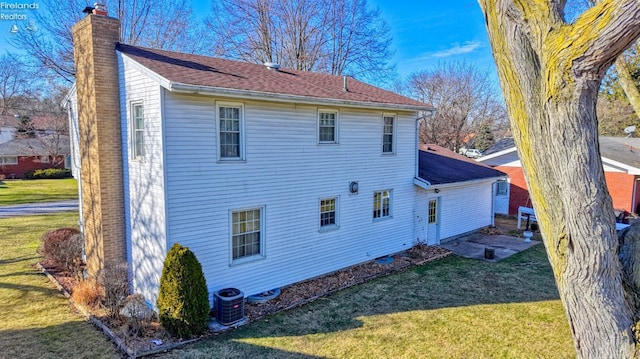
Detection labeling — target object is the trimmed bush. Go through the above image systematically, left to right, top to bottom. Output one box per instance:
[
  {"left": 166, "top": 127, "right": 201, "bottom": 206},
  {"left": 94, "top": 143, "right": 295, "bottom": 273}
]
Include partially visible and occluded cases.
[
  {"left": 25, "top": 168, "right": 72, "bottom": 179},
  {"left": 40, "top": 227, "right": 83, "bottom": 276},
  {"left": 157, "top": 243, "right": 209, "bottom": 338},
  {"left": 99, "top": 262, "right": 130, "bottom": 318}
]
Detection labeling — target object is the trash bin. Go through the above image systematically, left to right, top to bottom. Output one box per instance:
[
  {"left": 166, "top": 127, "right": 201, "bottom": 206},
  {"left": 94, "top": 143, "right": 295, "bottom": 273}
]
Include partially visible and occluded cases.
[{"left": 214, "top": 288, "right": 244, "bottom": 325}]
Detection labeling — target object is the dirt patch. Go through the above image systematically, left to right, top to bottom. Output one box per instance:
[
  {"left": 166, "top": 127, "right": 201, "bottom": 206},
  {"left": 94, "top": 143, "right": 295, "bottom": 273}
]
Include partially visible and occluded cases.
[{"left": 39, "top": 244, "right": 451, "bottom": 356}]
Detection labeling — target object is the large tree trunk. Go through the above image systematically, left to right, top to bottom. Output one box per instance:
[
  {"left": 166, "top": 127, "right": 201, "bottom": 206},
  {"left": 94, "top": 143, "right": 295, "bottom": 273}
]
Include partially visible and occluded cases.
[
  {"left": 478, "top": 1, "right": 640, "bottom": 357},
  {"left": 616, "top": 54, "right": 640, "bottom": 120}
]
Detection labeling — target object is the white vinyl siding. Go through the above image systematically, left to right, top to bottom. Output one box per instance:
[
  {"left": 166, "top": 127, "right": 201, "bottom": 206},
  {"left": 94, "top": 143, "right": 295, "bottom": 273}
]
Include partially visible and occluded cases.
[
  {"left": 118, "top": 54, "right": 167, "bottom": 307},
  {"left": 161, "top": 93, "right": 418, "bottom": 303},
  {"left": 132, "top": 102, "right": 145, "bottom": 159},
  {"left": 218, "top": 103, "right": 244, "bottom": 160},
  {"left": 318, "top": 110, "right": 338, "bottom": 143},
  {"left": 382, "top": 114, "right": 395, "bottom": 154},
  {"left": 0, "top": 156, "right": 17, "bottom": 165},
  {"left": 414, "top": 182, "right": 495, "bottom": 244},
  {"left": 373, "top": 190, "right": 391, "bottom": 219}
]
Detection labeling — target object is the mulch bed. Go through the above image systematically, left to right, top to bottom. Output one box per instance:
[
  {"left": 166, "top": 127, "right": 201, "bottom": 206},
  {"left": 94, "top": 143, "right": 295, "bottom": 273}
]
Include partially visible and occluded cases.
[{"left": 38, "top": 244, "right": 451, "bottom": 357}]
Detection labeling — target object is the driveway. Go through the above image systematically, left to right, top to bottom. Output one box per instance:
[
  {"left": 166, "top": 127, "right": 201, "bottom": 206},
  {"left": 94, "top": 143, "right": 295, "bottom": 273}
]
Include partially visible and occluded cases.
[{"left": 0, "top": 200, "right": 79, "bottom": 218}]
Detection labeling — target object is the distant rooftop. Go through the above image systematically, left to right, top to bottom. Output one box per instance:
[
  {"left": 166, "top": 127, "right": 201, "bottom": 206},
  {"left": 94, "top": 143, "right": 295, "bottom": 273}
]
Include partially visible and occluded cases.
[{"left": 482, "top": 136, "right": 640, "bottom": 169}]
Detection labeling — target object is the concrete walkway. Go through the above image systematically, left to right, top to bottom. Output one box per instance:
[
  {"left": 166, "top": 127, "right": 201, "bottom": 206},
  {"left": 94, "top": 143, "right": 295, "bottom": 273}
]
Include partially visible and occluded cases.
[
  {"left": 0, "top": 200, "right": 79, "bottom": 218},
  {"left": 439, "top": 232, "right": 540, "bottom": 262}
]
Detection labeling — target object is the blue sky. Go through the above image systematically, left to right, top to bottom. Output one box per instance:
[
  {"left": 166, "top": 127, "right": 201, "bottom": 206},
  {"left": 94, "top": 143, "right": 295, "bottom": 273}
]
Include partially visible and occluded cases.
[{"left": 0, "top": 0, "right": 497, "bottom": 82}]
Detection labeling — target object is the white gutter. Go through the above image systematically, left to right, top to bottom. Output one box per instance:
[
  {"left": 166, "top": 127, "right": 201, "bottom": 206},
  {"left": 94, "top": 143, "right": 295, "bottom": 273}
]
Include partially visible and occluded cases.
[
  {"left": 169, "top": 82, "right": 433, "bottom": 112},
  {"left": 413, "top": 175, "right": 507, "bottom": 191}
]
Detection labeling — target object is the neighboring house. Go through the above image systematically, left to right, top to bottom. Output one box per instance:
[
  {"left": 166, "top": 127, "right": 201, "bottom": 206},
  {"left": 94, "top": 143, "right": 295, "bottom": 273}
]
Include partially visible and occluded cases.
[
  {"left": 68, "top": 13, "right": 504, "bottom": 309},
  {"left": 0, "top": 136, "right": 70, "bottom": 179},
  {"left": 479, "top": 137, "right": 640, "bottom": 215},
  {"left": 414, "top": 144, "right": 507, "bottom": 244}
]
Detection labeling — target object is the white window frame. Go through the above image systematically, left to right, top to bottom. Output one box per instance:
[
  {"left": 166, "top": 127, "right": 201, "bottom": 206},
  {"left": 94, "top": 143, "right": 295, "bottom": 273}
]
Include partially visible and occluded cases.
[
  {"left": 131, "top": 101, "right": 145, "bottom": 160},
  {"left": 217, "top": 102, "right": 245, "bottom": 161},
  {"left": 318, "top": 109, "right": 339, "bottom": 144},
  {"left": 382, "top": 113, "right": 396, "bottom": 154},
  {"left": 0, "top": 156, "right": 18, "bottom": 165},
  {"left": 38, "top": 156, "right": 50, "bottom": 163},
  {"left": 496, "top": 180, "right": 508, "bottom": 196},
  {"left": 373, "top": 189, "right": 392, "bottom": 220},
  {"left": 319, "top": 196, "right": 339, "bottom": 231},
  {"left": 428, "top": 199, "right": 437, "bottom": 224},
  {"left": 230, "top": 206, "right": 265, "bottom": 264}
]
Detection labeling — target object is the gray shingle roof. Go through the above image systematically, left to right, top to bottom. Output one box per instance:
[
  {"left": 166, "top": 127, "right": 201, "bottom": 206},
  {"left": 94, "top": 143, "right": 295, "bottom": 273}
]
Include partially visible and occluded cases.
[
  {"left": 117, "top": 44, "right": 433, "bottom": 111},
  {"left": 0, "top": 136, "right": 70, "bottom": 156},
  {"left": 418, "top": 144, "right": 505, "bottom": 185}
]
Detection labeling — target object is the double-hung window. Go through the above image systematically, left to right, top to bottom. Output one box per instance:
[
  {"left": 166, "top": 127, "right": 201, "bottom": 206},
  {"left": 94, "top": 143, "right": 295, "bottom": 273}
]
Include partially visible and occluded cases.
[
  {"left": 132, "top": 102, "right": 144, "bottom": 160},
  {"left": 218, "top": 104, "right": 244, "bottom": 160},
  {"left": 318, "top": 110, "right": 338, "bottom": 144},
  {"left": 382, "top": 114, "right": 395, "bottom": 154},
  {"left": 373, "top": 190, "right": 392, "bottom": 219},
  {"left": 320, "top": 197, "right": 338, "bottom": 229},
  {"left": 231, "top": 207, "right": 264, "bottom": 261}
]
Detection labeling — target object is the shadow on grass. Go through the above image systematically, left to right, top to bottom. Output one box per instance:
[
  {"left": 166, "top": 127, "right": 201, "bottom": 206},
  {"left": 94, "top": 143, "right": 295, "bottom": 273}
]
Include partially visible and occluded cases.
[
  {"left": 171, "top": 245, "right": 563, "bottom": 357},
  {"left": 0, "top": 255, "right": 39, "bottom": 265},
  {"left": 0, "top": 320, "right": 119, "bottom": 358}
]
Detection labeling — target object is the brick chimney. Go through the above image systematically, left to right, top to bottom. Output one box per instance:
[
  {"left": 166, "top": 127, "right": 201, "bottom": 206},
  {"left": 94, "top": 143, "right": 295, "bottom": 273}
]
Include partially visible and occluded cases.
[{"left": 72, "top": 7, "right": 126, "bottom": 278}]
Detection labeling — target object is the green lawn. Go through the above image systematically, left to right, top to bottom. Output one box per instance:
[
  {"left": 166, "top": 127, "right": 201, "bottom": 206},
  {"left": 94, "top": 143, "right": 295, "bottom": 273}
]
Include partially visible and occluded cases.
[
  {"left": 0, "top": 178, "right": 78, "bottom": 205},
  {"left": 1, "top": 210, "right": 574, "bottom": 358},
  {"left": 0, "top": 212, "right": 119, "bottom": 358},
  {"left": 164, "top": 244, "right": 575, "bottom": 359}
]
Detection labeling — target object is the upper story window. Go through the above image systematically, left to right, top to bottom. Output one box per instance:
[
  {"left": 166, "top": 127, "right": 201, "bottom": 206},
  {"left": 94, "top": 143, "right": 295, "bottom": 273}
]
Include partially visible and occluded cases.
[
  {"left": 132, "top": 102, "right": 145, "bottom": 160},
  {"left": 218, "top": 103, "right": 245, "bottom": 160},
  {"left": 318, "top": 110, "right": 338, "bottom": 144},
  {"left": 382, "top": 114, "right": 395, "bottom": 154},
  {"left": 373, "top": 190, "right": 392, "bottom": 219}
]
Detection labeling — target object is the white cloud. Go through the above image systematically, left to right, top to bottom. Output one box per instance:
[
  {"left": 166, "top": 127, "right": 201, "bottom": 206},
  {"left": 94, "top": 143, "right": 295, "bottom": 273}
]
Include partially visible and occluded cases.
[{"left": 431, "top": 41, "right": 482, "bottom": 58}]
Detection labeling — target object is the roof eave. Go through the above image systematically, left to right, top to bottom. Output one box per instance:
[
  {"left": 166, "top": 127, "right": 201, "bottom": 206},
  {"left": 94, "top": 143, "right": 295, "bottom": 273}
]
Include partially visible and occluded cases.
[
  {"left": 168, "top": 82, "right": 434, "bottom": 112},
  {"left": 415, "top": 175, "right": 507, "bottom": 190}
]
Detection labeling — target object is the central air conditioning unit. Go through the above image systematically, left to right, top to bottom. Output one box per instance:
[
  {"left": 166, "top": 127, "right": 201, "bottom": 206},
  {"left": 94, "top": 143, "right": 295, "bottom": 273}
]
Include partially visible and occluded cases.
[{"left": 214, "top": 288, "right": 245, "bottom": 326}]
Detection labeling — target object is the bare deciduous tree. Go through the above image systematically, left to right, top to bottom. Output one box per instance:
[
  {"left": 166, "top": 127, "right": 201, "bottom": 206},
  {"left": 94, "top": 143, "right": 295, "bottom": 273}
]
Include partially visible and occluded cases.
[
  {"left": 11, "top": 0, "right": 208, "bottom": 83},
  {"left": 208, "top": 0, "right": 395, "bottom": 84},
  {"left": 478, "top": 1, "right": 640, "bottom": 357},
  {"left": 0, "top": 54, "right": 37, "bottom": 115},
  {"left": 408, "top": 62, "right": 507, "bottom": 152}
]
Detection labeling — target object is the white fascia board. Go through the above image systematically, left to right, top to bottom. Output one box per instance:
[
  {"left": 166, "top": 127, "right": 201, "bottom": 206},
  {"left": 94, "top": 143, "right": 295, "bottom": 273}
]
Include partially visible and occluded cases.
[
  {"left": 119, "top": 52, "right": 174, "bottom": 90},
  {"left": 61, "top": 82, "right": 77, "bottom": 107},
  {"left": 168, "top": 82, "right": 433, "bottom": 112},
  {"left": 476, "top": 147, "right": 518, "bottom": 162},
  {"left": 602, "top": 157, "right": 640, "bottom": 175},
  {"left": 414, "top": 176, "right": 507, "bottom": 191},
  {"left": 413, "top": 177, "right": 432, "bottom": 189}
]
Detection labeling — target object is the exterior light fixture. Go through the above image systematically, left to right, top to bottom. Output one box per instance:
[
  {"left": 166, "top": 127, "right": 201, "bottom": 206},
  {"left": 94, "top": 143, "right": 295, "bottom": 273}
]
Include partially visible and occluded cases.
[{"left": 349, "top": 181, "right": 359, "bottom": 194}]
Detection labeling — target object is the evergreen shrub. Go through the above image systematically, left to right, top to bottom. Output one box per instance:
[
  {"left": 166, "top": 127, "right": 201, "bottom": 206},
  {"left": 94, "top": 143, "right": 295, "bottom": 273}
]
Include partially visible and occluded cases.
[{"left": 157, "top": 243, "right": 210, "bottom": 338}]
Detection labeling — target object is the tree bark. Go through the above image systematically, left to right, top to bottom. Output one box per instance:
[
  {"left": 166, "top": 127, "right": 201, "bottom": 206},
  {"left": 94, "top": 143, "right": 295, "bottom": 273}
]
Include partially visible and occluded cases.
[
  {"left": 478, "top": 1, "right": 640, "bottom": 357},
  {"left": 616, "top": 54, "right": 640, "bottom": 121}
]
